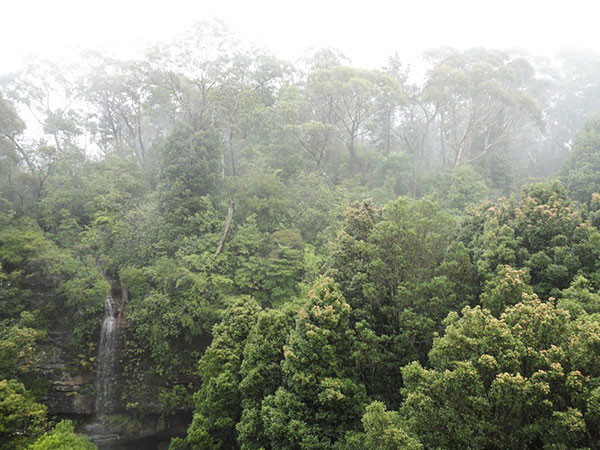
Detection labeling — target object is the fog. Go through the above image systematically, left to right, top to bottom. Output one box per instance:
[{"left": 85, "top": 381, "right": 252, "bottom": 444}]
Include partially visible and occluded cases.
[{"left": 3, "top": 0, "right": 599, "bottom": 71}]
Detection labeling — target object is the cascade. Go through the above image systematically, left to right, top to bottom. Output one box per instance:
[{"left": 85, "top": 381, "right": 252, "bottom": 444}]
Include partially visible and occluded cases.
[
  {"left": 85, "top": 286, "right": 128, "bottom": 448},
  {"left": 95, "top": 296, "right": 118, "bottom": 414}
]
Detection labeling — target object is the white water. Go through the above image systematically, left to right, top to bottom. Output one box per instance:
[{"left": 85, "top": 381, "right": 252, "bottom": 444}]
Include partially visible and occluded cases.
[{"left": 95, "top": 296, "right": 118, "bottom": 414}]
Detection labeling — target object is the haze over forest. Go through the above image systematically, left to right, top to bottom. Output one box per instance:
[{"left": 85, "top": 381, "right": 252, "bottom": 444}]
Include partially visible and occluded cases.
[{"left": 3, "top": 3, "right": 600, "bottom": 449}]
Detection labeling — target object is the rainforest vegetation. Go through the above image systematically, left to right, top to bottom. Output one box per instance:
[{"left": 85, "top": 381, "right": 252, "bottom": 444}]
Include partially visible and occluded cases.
[{"left": 3, "top": 21, "right": 600, "bottom": 449}]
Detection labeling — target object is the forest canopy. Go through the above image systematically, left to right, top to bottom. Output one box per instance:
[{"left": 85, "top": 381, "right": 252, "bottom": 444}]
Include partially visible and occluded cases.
[{"left": 2, "top": 20, "right": 600, "bottom": 450}]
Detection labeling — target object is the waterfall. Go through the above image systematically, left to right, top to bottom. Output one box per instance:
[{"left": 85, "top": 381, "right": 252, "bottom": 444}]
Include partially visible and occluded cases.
[
  {"left": 83, "top": 289, "right": 128, "bottom": 447},
  {"left": 95, "top": 295, "right": 119, "bottom": 415}
]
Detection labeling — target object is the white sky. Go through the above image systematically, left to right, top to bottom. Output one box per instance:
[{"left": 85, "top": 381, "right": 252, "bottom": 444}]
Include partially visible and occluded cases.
[{"left": 1, "top": 0, "right": 600, "bottom": 73}]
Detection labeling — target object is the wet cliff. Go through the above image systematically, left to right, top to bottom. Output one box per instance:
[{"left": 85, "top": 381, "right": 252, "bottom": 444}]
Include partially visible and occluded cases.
[{"left": 40, "top": 283, "right": 190, "bottom": 449}]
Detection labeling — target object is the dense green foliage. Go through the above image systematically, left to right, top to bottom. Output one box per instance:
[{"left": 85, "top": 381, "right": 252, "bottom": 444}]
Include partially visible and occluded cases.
[
  {"left": 3, "top": 22, "right": 600, "bottom": 449},
  {"left": 461, "top": 181, "right": 600, "bottom": 298},
  {"left": 401, "top": 298, "right": 600, "bottom": 448},
  {"left": 0, "top": 380, "right": 47, "bottom": 450},
  {"left": 27, "top": 420, "right": 95, "bottom": 450}
]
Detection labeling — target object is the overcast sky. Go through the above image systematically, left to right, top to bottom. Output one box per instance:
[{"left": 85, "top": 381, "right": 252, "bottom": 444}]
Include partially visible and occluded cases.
[{"left": 2, "top": 0, "right": 599, "bottom": 73}]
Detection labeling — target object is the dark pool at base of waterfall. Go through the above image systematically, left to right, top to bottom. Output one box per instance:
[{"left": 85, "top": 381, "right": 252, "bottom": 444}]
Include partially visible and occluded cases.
[{"left": 97, "top": 436, "right": 174, "bottom": 450}]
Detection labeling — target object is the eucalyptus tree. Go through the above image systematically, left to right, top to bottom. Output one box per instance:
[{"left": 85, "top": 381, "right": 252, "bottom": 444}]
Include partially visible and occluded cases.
[
  {"left": 148, "top": 20, "right": 239, "bottom": 131},
  {"left": 148, "top": 20, "right": 288, "bottom": 167},
  {"left": 149, "top": 21, "right": 290, "bottom": 253},
  {"left": 423, "top": 48, "right": 543, "bottom": 168},
  {"left": 532, "top": 49, "right": 600, "bottom": 176},
  {"left": 552, "top": 50, "right": 600, "bottom": 144},
  {"left": 81, "top": 54, "right": 172, "bottom": 171},
  {"left": 368, "top": 54, "right": 408, "bottom": 158},
  {"left": 0, "top": 59, "right": 83, "bottom": 154},
  {"left": 306, "top": 66, "right": 399, "bottom": 175},
  {"left": 393, "top": 79, "right": 438, "bottom": 197},
  {"left": 278, "top": 84, "right": 339, "bottom": 182},
  {"left": 0, "top": 92, "right": 61, "bottom": 210},
  {"left": 0, "top": 93, "right": 27, "bottom": 166},
  {"left": 0, "top": 93, "right": 27, "bottom": 209},
  {"left": 561, "top": 112, "right": 600, "bottom": 203}
]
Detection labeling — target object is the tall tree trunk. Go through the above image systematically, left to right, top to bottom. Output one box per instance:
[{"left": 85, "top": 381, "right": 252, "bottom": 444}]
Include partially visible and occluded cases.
[
  {"left": 347, "top": 138, "right": 358, "bottom": 175},
  {"left": 411, "top": 156, "right": 420, "bottom": 198},
  {"left": 215, "top": 195, "right": 235, "bottom": 257}
]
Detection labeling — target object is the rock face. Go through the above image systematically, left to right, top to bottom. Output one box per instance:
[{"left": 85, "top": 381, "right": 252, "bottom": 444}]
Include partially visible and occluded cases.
[
  {"left": 40, "top": 330, "right": 94, "bottom": 415},
  {"left": 47, "top": 373, "right": 94, "bottom": 415}
]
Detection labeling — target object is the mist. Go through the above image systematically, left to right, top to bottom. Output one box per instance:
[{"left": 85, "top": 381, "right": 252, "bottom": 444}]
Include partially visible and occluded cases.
[
  {"left": 3, "top": 0, "right": 599, "bottom": 71},
  {"left": 3, "top": 3, "right": 600, "bottom": 449}
]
